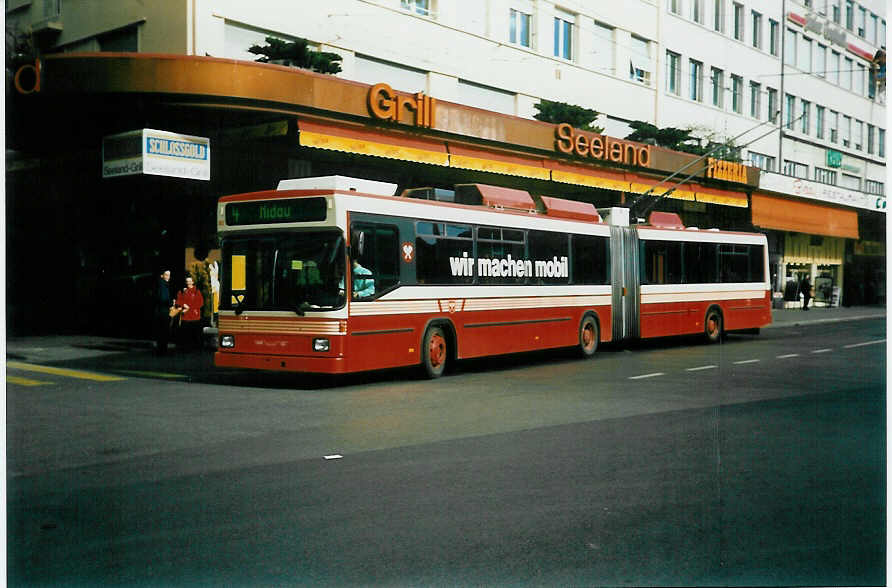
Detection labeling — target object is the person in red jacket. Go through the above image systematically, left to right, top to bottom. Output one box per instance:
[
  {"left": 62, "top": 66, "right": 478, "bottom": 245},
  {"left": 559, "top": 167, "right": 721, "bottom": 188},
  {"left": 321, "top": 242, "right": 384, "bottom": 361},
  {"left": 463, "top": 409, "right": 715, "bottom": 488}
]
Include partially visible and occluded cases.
[{"left": 175, "top": 275, "right": 205, "bottom": 350}]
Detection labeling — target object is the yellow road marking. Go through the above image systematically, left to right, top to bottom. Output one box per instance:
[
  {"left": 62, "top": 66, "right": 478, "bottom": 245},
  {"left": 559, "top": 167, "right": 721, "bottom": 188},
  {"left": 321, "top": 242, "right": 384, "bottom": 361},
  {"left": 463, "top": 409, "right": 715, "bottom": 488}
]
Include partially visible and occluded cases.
[
  {"left": 7, "top": 361, "right": 125, "bottom": 382},
  {"left": 118, "top": 370, "right": 187, "bottom": 379},
  {"left": 7, "top": 375, "right": 53, "bottom": 386}
]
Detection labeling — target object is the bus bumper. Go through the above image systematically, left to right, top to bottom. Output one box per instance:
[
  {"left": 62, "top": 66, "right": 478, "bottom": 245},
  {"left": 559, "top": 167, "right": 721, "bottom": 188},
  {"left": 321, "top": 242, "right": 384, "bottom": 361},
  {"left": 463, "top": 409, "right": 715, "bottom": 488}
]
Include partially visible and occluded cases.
[{"left": 214, "top": 351, "right": 348, "bottom": 374}]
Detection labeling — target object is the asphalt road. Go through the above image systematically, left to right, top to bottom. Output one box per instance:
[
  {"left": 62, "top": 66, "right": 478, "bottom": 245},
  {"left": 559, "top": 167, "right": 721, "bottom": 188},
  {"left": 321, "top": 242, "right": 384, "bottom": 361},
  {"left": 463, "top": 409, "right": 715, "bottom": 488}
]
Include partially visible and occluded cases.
[{"left": 7, "top": 319, "right": 886, "bottom": 586}]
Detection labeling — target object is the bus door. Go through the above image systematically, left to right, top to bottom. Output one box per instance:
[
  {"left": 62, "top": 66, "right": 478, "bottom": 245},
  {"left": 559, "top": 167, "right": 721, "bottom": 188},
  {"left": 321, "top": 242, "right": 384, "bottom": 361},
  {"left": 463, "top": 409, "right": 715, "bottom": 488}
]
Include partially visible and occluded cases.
[{"left": 609, "top": 226, "right": 640, "bottom": 341}]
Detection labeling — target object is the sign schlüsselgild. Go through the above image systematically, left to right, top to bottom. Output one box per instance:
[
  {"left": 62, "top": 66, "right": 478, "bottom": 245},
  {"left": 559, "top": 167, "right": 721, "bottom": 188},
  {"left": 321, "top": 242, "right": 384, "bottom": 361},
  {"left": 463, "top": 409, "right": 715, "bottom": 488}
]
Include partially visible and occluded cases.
[{"left": 102, "top": 129, "right": 210, "bottom": 180}]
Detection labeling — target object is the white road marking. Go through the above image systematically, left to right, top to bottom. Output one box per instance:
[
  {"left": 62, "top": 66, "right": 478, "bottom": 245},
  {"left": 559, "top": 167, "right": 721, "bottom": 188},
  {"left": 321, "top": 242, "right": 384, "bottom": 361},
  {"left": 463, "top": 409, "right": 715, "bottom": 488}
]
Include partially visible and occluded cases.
[
  {"left": 843, "top": 339, "right": 886, "bottom": 349},
  {"left": 811, "top": 349, "right": 832, "bottom": 354},
  {"left": 777, "top": 354, "right": 800, "bottom": 359},
  {"left": 733, "top": 359, "right": 760, "bottom": 365},
  {"left": 686, "top": 365, "right": 717, "bottom": 372},
  {"left": 629, "top": 372, "right": 665, "bottom": 380},
  {"left": 323, "top": 454, "right": 343, "bottom": 460}
]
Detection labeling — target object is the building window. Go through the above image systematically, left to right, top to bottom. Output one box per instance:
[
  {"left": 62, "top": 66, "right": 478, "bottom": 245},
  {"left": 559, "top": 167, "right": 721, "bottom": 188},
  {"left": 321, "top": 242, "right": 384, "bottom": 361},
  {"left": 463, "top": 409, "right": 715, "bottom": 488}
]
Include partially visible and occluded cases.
[
  {"left": 401, "top": 0, "right": 431, "bottom": 16},
  {"left": 670, "top": 0, "right": 682, "bottom": 15},
  {"left": 692, "top": 0, "right": 703, "bottom": 23},
  {"left": 714, "top": 0, "right": 725, "bottom": 32},
  {"left": 831, "top": 0, "right": 841, "bottom": 23},
  {"left": 845, "top": 0, "right": 854, "bottom": 30},
  {"left": 733, "top": 2, "right": 744, "bottom": 40},
  {"left": 858, "top": 5, "right": 866, "bottom": 37},
  {"left": 509, "top": 9, "right": 531, "bottom": 47},
  {"left": 752, "top": 11, "right": 762, "bottom": 48},
  {"left": 554, "top": 12, "right": 574, "bottom": 60},
  {"left": 870, "top": 13, "right": 879, "bottom": 45},
  {"left": 769, "top": 19, "right": 779, "bottom": 56},
  {"left": 592, "top": 20, "right": 614, "bottom": 73},
  {"left": 98, "top": 26, "right": 139, "bottom": 52},
  {"left": 784, "top": 28, "right": 796, "bottom": 66},
  {"left": 629, "top": 35, "right": 652, "bottom": 85},
  {"left": 798, "top": 35, "right": 812, "bottom": 72},
  {"left": 815, "top": 44, "right": 826, "bottom": 76},
  {"left": 829, "top": 50, "right": 841, "bottom": 84},
  {"left": 667, "top": 51, "right": 681, "bottom": 94},
  {"left": 842, "top": 57, "right": 853, "bottom": 89},
  {"left": 690, "top": 59, "right": 703, "bottom": 101},
  {"left": 856, "top": 63, "right": 866, "bottom": 95},
  {"left": 711, "top": 67, "right": 724, "bottom": 107},
  {"left": 731, "top": 74, "right": 743, "bottom": 113},
  {"left": 457, "top": 79, "right": 516, "bottom": 115},
  {"left": 750, "top": 81, "right": 761, "bottom": 118},
  {"left": 767, "top": 87, "right": 778, "bottom": 122},
  {"left": 785, "top": 93, "right": 795, "bottom": 129},
  {"left": 800, "top": 100, "right": 810, "bottom": 134},
  {"left": 816, "top": 105, "right": 825, "bottom": 139},
  {"left": 829, "top": 110, "right": 839, "bottom": 142},
  {"left": 842, "top": 114, "right": 851, "bottom": 146},
  {"left": 854, "top": 119, "right": 863, "bottom": 150},
  {"left": 867, "top": 124, "right": 875, "bottom": 154},
  {"left": 879, "top": 128, "right": 885, "bottom": 157},
  {"left": 749, "top": 152, "right": 776, "bottom": 171},
  {"left": 783, "top": 160, "right": 808, "bottom": 178},
  {"left": 814, "top": 167, "right": 837, "bottom": 185},
  {"left": 840, "top": 173, "right": 860, "bottom": 190},
  {"left": 865, "top": 180, "right": 885, "bottom": 195}
]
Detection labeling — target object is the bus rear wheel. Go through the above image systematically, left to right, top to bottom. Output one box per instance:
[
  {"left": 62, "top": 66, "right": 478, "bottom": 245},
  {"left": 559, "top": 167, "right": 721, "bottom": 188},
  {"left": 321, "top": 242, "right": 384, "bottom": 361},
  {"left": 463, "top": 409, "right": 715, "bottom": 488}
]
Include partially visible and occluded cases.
[
  {"left": 704, "top": 308, "right": 723, "bottom": 343},
  {"left": 579, "top": 315, "right": 599, "bottom": 358},
  {"left": 421, "top": 326, "right": 448, "bottom": 379}
]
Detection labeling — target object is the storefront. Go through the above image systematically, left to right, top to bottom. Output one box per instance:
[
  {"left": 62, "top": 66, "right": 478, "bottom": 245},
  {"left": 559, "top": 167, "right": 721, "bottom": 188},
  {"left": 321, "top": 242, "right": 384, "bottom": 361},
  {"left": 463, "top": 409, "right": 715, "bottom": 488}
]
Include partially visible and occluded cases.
[{"left": 6, "top": 52, "right": 875, "bottom": 335}]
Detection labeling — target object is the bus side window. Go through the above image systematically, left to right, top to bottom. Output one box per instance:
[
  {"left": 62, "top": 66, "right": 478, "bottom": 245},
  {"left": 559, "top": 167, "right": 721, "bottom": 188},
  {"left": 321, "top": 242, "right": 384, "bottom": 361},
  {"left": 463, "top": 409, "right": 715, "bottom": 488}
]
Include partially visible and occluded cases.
[
  {"left": 350, "top": 222, "right": 400, "bottom": 298},
  {"left": 571, "top": 234, "right": 609, "bottom": 285},
  {"left": 643, "top": 240, "right": 681, "bottom": 284}
]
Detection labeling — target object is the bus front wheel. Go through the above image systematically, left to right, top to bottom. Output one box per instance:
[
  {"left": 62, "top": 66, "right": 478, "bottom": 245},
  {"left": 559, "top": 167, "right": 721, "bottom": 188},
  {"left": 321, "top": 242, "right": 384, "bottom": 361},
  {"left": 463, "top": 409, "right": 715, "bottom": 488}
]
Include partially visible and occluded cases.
[
  {"left": 704, "top": 308, "right": 723, "bottom": 343},
  {"left": 579, "top": 315, "right": 599, "bottom": 358},
  {"left": 421, "top": 326, "right": 448, "bottom": 379}
]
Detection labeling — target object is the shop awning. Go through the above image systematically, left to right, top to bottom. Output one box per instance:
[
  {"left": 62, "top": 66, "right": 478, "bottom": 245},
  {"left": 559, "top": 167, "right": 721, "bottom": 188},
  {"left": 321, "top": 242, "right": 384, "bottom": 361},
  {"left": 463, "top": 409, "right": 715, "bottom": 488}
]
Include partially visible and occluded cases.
[
  {"left": 298, "top": 119, "right": 449, "bottom": 166},
  {"left": 446, "top": 143, "right": 549, "bottom": 180},
  {"left": 546, "top": 160, "right": 630, "bottom": 191},
  {"left": 626, "top": 173, "right": 696, "bottom": 201},
  {"left": 694, "top": 184, "right": 748, "bottom": 207},
  {"left": 752, "top": 193, "right": 859, "bottom": 239}
]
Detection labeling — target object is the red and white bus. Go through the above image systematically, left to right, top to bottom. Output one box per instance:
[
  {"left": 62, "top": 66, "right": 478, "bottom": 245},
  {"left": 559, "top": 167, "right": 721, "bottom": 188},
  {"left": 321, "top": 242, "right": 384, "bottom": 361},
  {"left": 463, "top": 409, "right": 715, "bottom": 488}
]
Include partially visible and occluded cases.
[{"left": 214, "top": 175, "right": 770, "bottom": 377}]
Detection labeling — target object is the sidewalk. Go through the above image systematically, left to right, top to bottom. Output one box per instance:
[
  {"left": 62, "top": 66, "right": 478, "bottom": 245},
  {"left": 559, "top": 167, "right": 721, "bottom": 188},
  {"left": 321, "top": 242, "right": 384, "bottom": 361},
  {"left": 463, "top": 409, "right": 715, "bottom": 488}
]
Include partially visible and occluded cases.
[
  {"left": 766, "top": 304, "right": 886, "bottom": 329},
  {"left": 5, "top": 306, "right": 885, "bottom": 370}
]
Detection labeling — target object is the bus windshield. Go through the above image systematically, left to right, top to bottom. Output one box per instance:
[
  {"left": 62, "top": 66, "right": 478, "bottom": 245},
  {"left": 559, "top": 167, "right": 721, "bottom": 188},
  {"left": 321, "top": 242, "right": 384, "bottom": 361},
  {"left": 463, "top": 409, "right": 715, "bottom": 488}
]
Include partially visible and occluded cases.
[{"left": 221, "top": 231, "right": 347, "bottom": 313}]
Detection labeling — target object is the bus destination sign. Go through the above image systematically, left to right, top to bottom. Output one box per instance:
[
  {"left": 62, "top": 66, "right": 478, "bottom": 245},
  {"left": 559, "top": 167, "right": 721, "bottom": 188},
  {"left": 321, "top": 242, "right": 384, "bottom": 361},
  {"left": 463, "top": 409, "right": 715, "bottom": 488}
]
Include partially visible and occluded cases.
[{"left": 225, "top": 197, "right": 328, "bottom": 226}]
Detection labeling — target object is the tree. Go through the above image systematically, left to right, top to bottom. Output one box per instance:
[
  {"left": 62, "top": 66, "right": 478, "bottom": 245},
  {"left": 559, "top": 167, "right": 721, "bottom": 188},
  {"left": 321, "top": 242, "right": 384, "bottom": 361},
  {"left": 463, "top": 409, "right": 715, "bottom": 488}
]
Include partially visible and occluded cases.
[
  {"left": 248, "top": 36, "right": 342, "bottom": 74},
  {"left": 533, "top": 99, "right": 604, "bottom": 133},
  {"left": 624, "top": 121, "right": 741, "bottom": 162}
]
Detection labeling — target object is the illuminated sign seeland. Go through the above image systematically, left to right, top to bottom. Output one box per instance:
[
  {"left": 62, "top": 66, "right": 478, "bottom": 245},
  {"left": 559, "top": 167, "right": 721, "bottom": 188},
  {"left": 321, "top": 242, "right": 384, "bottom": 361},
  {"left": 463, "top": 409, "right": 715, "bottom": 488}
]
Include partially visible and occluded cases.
[{"left": 555, "top": 123, "right": 651, "bottom": 168}]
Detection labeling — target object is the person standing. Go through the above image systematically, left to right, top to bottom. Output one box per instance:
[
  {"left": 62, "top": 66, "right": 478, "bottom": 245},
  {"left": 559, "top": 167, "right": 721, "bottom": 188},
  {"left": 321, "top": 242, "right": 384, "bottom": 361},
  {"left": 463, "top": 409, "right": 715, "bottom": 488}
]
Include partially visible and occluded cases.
[
  {"left": 154, "top": 269, "right": 174, "bottom": 354},
  {"left": 176, "top": 275, "right": 205, "bottom": 350},
  {"left": 800, "top": 275, "right": 812, "bottom": 311}
]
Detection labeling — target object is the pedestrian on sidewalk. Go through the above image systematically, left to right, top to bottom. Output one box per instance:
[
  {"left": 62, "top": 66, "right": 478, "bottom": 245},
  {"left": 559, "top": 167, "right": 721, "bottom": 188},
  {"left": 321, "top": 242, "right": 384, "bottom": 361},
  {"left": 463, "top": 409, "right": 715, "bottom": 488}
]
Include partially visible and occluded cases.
[
  {"left": 153, "top": 269, "right": 175, "bottom": 354},
  {"left": 176, "top": 275, "right": 205, "bottom": 350},
  {"left": 800, "top": 275, "right": 812, "bottom": 311}
]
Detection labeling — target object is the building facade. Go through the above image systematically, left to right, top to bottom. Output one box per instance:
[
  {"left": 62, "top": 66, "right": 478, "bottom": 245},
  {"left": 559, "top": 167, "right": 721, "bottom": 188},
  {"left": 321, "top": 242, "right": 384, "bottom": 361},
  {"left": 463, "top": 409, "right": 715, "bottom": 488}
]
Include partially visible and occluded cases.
[{"left": 5, "top": 0, "right": 885, "bottom": 335}]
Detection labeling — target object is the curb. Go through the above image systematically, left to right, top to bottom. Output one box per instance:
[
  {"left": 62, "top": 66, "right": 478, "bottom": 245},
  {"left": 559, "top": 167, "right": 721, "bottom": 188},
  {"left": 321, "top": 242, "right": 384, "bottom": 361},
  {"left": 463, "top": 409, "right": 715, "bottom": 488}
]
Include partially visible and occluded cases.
[{"left": 764, "top": 313, "right": 886, "bottom": 329}]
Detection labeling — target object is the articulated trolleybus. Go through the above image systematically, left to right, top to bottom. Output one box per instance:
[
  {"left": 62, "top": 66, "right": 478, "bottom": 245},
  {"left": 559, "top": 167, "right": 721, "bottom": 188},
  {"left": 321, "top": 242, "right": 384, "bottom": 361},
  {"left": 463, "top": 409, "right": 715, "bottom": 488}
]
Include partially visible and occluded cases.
[{"left": 215, "top": 175, "right": 770, "bottom": 378}]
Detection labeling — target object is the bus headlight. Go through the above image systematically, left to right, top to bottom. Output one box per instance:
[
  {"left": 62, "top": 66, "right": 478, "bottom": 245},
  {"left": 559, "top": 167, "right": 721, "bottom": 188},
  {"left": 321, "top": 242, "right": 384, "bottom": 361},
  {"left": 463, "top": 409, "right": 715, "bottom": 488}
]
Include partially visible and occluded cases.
[
  {"left": 220, "top": 335, "right": 235, "bottom": 348},
  {"left": 313, "top": 338, "right": 330, "bottom": 352}
]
